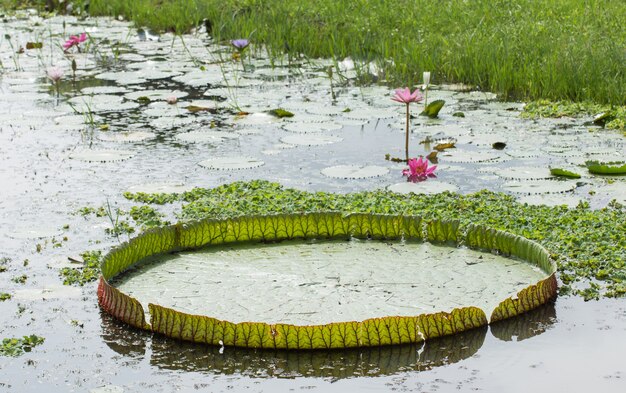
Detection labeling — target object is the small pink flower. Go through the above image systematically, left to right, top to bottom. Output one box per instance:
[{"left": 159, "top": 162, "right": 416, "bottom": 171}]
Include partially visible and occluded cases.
[
  {"left": 63, "top": 33, "right": 87, "bottom": 51},
  {"left": 46, "top": 66, "right": 64, "bottom": 82},
  {"left": 391, "top": 88, "right": 424, "bottom": 104},
  {"left": 166, "top": 96, "right": 178, "bottom": 105},
  {"left": 402, "top": 157, "right": 437, "bottom": 182}
]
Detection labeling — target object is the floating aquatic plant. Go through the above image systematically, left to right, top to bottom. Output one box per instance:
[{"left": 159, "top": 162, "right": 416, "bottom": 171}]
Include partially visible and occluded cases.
[
  {"left": 391, "top": 88, "right": 423, "bottom": 163},
  {"left": 420, "top": 100, "right": 445, "bottom": 118},
  {"left": 403, "top": 157, "right": 437, "bottom": 182},
  {"left": 585, "top": 161, "right": 626, "bottom": 175},
  {"left": 550, "top": 168, "right": 582, "bottom": 179},
  {"left": 98, "top": 213, "right": 557, "bottom": 350},
  {"left": 0, "top": 335, "right": 45, "bottom": 357}
]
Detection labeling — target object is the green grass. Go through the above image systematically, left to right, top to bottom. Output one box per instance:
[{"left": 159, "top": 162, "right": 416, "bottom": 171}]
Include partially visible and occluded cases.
[
  {"left": 84, "top": 0, "right": 626, "bottom": 105},
  {"left": 122, "top": 180, "right": 626, "bottom": 300}
]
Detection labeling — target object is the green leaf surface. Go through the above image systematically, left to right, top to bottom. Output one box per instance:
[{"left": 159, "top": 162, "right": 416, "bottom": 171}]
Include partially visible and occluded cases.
[
  {"left": 420, "top": 100, "right": 445, "bottom": 118},
  {"left": 268, "top": 108, "right": 294, "bottom": 118},
  {"left": 585, "top": 161, "right": 626, "bottom": 175},
  {"left": 549, "top": 167, "right": 581, "bottom": 178}
]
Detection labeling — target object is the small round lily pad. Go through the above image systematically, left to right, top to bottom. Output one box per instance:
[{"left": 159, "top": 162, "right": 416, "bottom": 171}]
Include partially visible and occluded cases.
[
  {"left": 283, "top": 122, "right": 342, "bottom": 133},
  {"left": 98, "top": 131, "right": 155, "bottom": 143},
  {"left": 175, "top": 131, "right": 239, "bottom": 144},
  {"left": 280, "top": 134, "right": 343, "bottom": 146},
  {"left": 69, "top": 149, "right": 135, "bottom": 162},
  {"left": 441, "top": 150, "right": 501, "bottom": 163},
  {"left": 198, "top": 156, "right": 265, "bottom": 170},
  {"left": 321, "top": 165, "right": 389, "bottom": 179},
  {"left": 496, "top": 167, "right": 554, "bottom": 180},
  {"left": 501, "top": 180, "right": 577, "bottom": 194},
  {"left": 387, "top": 181, "right": 459, "bottom": 194},
  {"left": 127, "top": 183, "right": 196, "bottom": 194},
  {"left": 517, "top": 194, "right": 584, "bottom": 208}
]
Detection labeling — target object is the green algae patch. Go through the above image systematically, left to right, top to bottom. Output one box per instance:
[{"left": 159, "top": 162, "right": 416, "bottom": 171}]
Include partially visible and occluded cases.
[
  {"left": 522, "top": 100, "right": 626, "bottom": 130},
  {"left": 99, "top": 213, "right": 556, "bottom": 349}
]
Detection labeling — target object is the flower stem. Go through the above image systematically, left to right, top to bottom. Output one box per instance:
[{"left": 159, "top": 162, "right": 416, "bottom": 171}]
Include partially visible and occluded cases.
[
  {"left": 424, "top": 88, "right": 428, "bottom": 108},
  {"left": 405, "top": 103, "right": 410, "bottom": 163}
]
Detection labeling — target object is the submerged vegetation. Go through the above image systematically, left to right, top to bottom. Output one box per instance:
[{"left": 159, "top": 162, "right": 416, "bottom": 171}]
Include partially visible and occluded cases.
[
  {"left": 85, "top": 0, "right": 626, "bottom": 104},
  {"left": 123, "top": 181, "right": 626, "bottom": 300}
]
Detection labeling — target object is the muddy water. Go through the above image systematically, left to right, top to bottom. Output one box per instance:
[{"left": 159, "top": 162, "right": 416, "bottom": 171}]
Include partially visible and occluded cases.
[{"left": 0, "top": 12, "right": 624, "bottom": 393}]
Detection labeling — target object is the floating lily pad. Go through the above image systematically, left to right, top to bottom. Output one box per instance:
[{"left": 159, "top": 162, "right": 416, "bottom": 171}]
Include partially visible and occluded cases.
[
  {"left": 81, "top": 86, "right": 128, "bottom": 95},
  {"left": 124, "top": 89, "right": 188, "bottom": 102},
  {"left": 68, "top": 95, "right": 140, "bottom": 112},
  {"left": 420, "top": 100, "right": 445, "bottom": 118},
  {"left": 305, "top": 106, "right": 345, "bottom": 116},
  {"left": 267, "top": 108, "right": 294, "bottom": 118},
  {"left": 343, "top": 108, "right": 397, "bottom": 120},
  {"left": 234, "top": 113, "right": 280, "bottom": 126},
  {"left": 282, "top": 113, "right": 329, "bottom": 123},
  {"left": 149, "top": 116, "right": 199, "bottom": 129},
  {"left": 282, "top": 122, "right": 342, "bottom": 133},
  {"left": 98, "top": 131, "right": 155, "bottom": 143},
  {"left": 175, "top": 131, "right": 239, "bottom": 144},
  {"left": 280, "top": 134, "right": 343, "bottom": 146},
  {"left": 69, "top": 149, "right": 135, "bottom": 162},
  {"left": 506, "top": 149, "right": 542, "bottom": 159},
  {"left": 441, "top": 150, "right": 501, "bottom": 163},
  {"left": 198, "top": 156, "right": 265, "bottom": 170},
  {"left": 585, "top": 161, "right": 626, "bottom": 175},
  {"left": 321, "top": 165, "right": 389, "bottom": 179},
  {"left": 496, "top": 167, "right": 553, "bottom": 180},
  {"left": 550, "top": 168, "right": 582, "bottom": 179},
  {"left": 501, "top": 180, "right": 577, "bottom": 194},
  {"left": 388, "top": 181, "right": 459, "bottom": 194},
  {"left": 593, "top": 181, "right": 626, "bottom": 203},
  {"left": 126, "top": 183, "right": 196, "bottom": 194},
  {"left": 517, "top": 194, "right": 584, "bottom": 208},
  {"left": 99, "top": 213, "right": 557, "bottom": 349},
  {"left": 115, "top": 240, "right": 543, "bottom": 325}
]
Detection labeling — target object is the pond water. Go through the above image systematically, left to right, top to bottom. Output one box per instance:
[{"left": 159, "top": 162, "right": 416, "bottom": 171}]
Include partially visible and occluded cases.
[{"left": 0, "top": 12, "right": 624, "bottom": 393}]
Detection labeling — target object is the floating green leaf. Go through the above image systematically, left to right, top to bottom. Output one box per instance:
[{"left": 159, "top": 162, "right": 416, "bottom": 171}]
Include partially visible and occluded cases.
[
  {"left": 420, "top": 100, "right": 445, "bottom": 118},
  {"left": 268, "top": 108, "right": 294, "bottom": 118},
  {"left": 585, "top": 161, "right": 626, "bottom": 175},
  {"left": 550, "top": 168, "right": 581, "bottom": 179}
]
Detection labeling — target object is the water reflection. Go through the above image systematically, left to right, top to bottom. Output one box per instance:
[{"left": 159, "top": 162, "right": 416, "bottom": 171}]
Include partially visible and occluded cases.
[
  {"left": 490, "top": 300, "right": 557, "bottom": 342},
  {"left": 100, "top": 301, "right": 556, "bottom": 378}
]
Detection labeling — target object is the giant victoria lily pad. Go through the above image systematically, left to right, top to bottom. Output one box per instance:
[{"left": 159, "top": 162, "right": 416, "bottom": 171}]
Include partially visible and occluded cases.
[{"left": 98, "top": 213, "right": 557, "bottom": 350}]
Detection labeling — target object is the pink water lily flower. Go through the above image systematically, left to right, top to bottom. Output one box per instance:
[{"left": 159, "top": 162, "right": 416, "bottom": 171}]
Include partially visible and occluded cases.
[
  {"left": 63, "top": 33, "right": 87, "bottom": 51},
  {"left": 46, "top": 66, "right": 64, "bottom": 82},
  {"left": 391, "top": 87, "right": 424, "bottom": 104},
  {"left": 392, "top": 87, "right": 424, "bottom": 162},
  {"left": 403, "top": 157, "right": 437, "bottom": 182}
]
